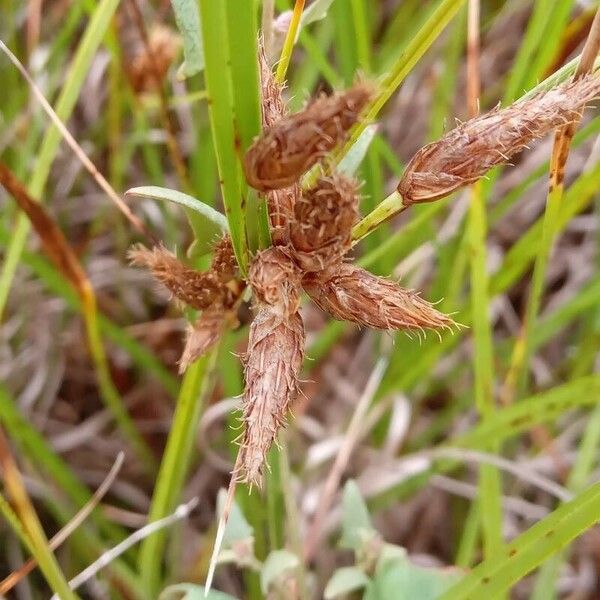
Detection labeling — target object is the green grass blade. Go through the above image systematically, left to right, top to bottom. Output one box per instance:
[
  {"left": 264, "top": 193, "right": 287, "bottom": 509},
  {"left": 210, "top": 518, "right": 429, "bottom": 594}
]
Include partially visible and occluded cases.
[
  {"left": 0, "top": 0, "right": 119, "bottom": 318},
  {"left": 199, "top": 0, "right": 248, "bottom": 273},
  {"left": 138, "top": 350, "right": 218, "bottom": 596},
  {"left": 440, "top": 481, "right": 600, "bottom": 599}
]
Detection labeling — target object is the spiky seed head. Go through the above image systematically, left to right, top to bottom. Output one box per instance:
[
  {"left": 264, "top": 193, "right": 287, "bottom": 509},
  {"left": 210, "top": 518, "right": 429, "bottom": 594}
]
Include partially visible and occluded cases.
[
  {"left": 398, "top": 76, "right": 600, "bottom": 205},
  {"left": 244, "top": 82, "right": 374, "bottom": 191},
  {"left": 290, "top": 173, "right": 360, "bottom": 271},
  {"left": 211, "top": 235, "right": 238, "bottom": 283},
  {"left": 128, "top": 244, "right": 224, "bottom": 310},
  {"left": 302, "top": 264, "right": 455, "bottom": 332},
  {"left": 237, "top": 307, "right": 304, "bottom": 486}
]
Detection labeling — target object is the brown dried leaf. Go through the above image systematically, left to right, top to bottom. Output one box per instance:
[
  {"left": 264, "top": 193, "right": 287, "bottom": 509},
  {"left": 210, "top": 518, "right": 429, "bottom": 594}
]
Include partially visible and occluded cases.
[
  {"left": 398, "top": 76, "right": 600, "bottom": 205},
  {"left": 244, "top": 81, "right": 374, "bottom": 191},
  {"left": 290, "top": 173, "right": 360, "bottom": 271},
  {"left": 128, "top": 244, "right": 225, "bottom": 310},
  {"left": 303, "top": 264, "right": 455, "bottom": 333},
  {"left": 237, "top": 307, "right": 304, "bottom": 486}
]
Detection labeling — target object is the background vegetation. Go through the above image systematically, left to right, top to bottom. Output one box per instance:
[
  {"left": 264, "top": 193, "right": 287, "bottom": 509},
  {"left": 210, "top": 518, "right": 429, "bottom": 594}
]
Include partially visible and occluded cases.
[{"left": 2, "top": 0, "right": 600, "bottom": 598}]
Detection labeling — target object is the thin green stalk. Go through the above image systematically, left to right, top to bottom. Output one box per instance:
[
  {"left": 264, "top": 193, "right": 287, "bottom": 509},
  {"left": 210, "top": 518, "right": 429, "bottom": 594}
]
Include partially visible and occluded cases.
[
  {"left": 276, "top": 0, "right": 305, "bottom": 83},
  {"left": 335, "top": 0, "right": 466, "bottom": 165},
  {"left": 138, "top": 350, "right": 218, "bottom": 596}
]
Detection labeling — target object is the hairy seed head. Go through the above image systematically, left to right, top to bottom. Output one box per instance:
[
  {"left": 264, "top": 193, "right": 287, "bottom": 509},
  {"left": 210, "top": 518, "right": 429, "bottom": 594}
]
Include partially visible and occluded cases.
[
  {"left": 398, "top": 76, "right": 600, "bottom": 205},
  {"left": 244, "top": 82, "right": 374, "bottom": 191},
  {"left": 290, "top": 173, "right": 360, "bottom": 271},
  {"left": 211, "top": 235, "right": 238, "bottom": 283},
  {"left": 128, "top": 244, "right": 224, "bottom": 310},
  {"left": 248, "top": 247, "right": 302, "bottom": 314},
  {"left": 302, "top": 264, "right": 455, "bottom": 332},
  {"left": 237, "top": 307, "right": 304, "bottom": 486},
  {"left": 179, "top": 309, "right": 230, "bottom": 373}
]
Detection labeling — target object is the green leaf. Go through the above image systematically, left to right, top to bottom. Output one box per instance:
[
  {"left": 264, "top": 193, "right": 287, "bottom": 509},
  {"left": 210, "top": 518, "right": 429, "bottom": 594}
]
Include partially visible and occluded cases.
[
  {"left": 170, "top": 0, "right": 204, "bottom": 78},
  {"left": 301, "top": 0, "right": 337, "bottom": 28},
  {"left": 337, "top": 124, "right": 378, "bottom": 177},
  {"left": 126, "top": 185, "right": 228, "bottom": 257},
  {"left": 126, "top": 186, "right": 228, "bottom": 231},
  {"left": 340, "top": 480, "right": 375, "bottom": 550},
  {"left": 440, "top": 481, "right": 600, "bottom": 599},
  {"left": 216, "top": 488, "right": 254, "bottom": 546},
  {"left": 260, "top": 550, "right": 300, "bottom": 594},
  {"left": 366, "top": 555, "right": 461, "bottom": 600},
  {"left": 324, "top": 566, "right": 370, "bottom": 599},
  {"left": 159, "top": 583, "right": 238, "bottom": 600}
]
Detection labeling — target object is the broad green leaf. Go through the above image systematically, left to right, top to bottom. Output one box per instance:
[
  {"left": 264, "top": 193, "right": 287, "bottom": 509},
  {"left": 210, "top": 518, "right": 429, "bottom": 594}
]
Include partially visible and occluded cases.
[
  {"left": 170, "top": 0, "right": 204, "bottom": 78},
  {"left": 340, "top": 480, "right": 376, "bottom": 550},
  {"left": 440, "top": 481, "right": 600, "bottom": 599},
  {"left": 216, "top": 488, "right": 254, "bottom": 546},
  {"left": 260, "top": 550, "right": 300, "bottom": 594},
  {"left": 366, "top": 557, "right": 461, "bottom": 600},
  {"left": 325, "top": 566, "right": 370, "bottom": 599},
  {"left": 160, "top": 583, "right": 238, "bottom": 600}
]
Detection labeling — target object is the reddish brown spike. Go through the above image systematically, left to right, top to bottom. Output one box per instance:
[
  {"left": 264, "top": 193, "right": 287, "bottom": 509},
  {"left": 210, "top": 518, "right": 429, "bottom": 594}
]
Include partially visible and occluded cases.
[
  {"left": 398, "top": 76, "right": 600, "bottom": 205},
  {"left": 244, "top": 81, "right": 374, "bottom": 192},
  {"left": 290, "top": 173, "right": 360, "bottom": 271},
  {"left": 128, "top": 244, "right": 224, "bottom": 310},
  {"left": 302, "top": 264, "right": 455, "bottom": 333},
  {"left": 236, "top": 308, "right": 304, "bottom": 486}
]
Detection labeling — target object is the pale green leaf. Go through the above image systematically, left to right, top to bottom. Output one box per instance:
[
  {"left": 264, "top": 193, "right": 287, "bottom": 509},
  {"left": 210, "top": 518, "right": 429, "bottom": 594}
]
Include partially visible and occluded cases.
[
  {"left": 171, "top": 0, "right": 204, "bottom": 78},
  {"left": 339, "top": 480, "right": 376, "bottom": 550},
  {"left": 260, "top": 550, "right": 300, "bottom": 594},
  {"left": 324, "top": 566, "right": 370, "bottom": 599},
  {"left": 159, "top": 583, "right": 238, "bottom": 600}
]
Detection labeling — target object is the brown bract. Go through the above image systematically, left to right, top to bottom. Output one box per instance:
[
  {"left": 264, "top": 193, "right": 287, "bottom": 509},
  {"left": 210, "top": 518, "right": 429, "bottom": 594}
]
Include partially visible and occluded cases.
[
  {"left": 398, "top": 76, "right": 600, "bottom": 204},
  {"left": 244, "top": 82, "right": 374, "bottom": 191},
  {"left": 290, "top": 173, "right": 360, "bottom": 272},
  {"left": 302, "top": 264, "right": 455, "bottom": 333}
]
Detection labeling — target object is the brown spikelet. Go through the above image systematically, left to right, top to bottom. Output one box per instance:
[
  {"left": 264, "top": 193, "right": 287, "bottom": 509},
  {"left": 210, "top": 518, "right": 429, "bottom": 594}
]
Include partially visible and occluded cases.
[
  {"left": 128, "top": 25, "right": 181, "bottom": 93},
  {"left": 398, "top": 76, "right": 600, "bottom": 205},
  {"left": 244, "top": 81, "right": 374, "bottom": 191},
  {"left": 290, "top": 173, "right": 360, "bottom": 271},
  {"left": 211, "top": 235, "right": 238, "bottom": 283},
  {"left": 128, "top": 244, "right": 224, "bottom": 310},
  {"left": 236, "top": 247, "right": 305, "bottom": 486},
  {"left": 302, "top": 264, "right": 455, "bottom": 333},
  {"left": 237, "top": 308, "right": 304, "bottom": 486},
  {"left": 179, "top": 309, "right": 231, "bottom": 373}
]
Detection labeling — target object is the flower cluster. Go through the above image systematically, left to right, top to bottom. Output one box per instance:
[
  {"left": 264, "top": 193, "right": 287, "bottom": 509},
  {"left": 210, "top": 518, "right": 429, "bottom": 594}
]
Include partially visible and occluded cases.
[{"left": 131, "top": 53, "right": 600, "bottom": 485}]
